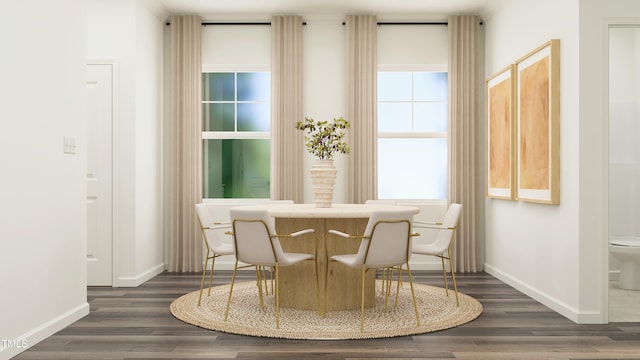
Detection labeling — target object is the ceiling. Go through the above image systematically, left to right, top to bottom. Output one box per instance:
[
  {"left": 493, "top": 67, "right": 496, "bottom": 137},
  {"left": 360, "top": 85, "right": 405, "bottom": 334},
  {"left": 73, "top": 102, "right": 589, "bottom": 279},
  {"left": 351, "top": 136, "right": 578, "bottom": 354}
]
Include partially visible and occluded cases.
[{"left": 155, "top": 0, "right": 497, "bottom": 19}]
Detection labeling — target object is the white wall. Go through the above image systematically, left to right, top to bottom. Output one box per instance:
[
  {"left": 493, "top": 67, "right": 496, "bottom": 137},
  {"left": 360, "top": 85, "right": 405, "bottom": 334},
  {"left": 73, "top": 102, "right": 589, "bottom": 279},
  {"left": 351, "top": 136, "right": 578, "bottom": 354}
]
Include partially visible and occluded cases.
[
  {"left": 87, "top": 0, "right": 166, "bottom": 286},
  {"left": 134, "top": 0, "right": 166, "bottom": 278},
  {"left": 483, "top": 0, "right": 585, "bottom": 322},
  {"left": 0, "top": 1, "right": 89, "bottom": 358},
  {"left": 302, "top": 17, "right": 348, "bottom": 203}
]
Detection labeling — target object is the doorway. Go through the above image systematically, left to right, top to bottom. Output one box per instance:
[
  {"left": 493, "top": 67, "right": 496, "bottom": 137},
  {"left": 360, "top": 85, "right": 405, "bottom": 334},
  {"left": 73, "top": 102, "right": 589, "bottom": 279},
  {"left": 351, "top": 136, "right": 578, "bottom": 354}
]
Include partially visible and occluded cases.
[{"left": 608, "top": 26, "right": 640, "bottom": 321}]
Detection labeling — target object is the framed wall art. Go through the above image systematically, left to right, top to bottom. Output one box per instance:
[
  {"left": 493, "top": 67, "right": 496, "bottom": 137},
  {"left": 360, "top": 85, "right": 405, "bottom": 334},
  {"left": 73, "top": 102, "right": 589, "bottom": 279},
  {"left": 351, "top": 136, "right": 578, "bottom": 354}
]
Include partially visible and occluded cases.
[
  {"left": 515, "top": 39, "right": 560, "bottom": 204},
  {"left": 486, "top": 65, "right": 516, "bottom": 200}
]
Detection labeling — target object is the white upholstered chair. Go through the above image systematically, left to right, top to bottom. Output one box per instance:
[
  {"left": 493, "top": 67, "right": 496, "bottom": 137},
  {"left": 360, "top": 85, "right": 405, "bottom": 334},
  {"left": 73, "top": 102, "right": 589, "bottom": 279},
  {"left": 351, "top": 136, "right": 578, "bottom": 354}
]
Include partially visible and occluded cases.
[
  {"left": 256, "top": 199, "right": 294, "bottom": 292},
  {"left": 194, "top": 203, "right": 234, "bottom": 307},
  {"left": 411, "top": 203, "right": 462, "bottom": 306},
  {"left": 224, "top": 207, "right": 317, "bottom": 329},
  {"left": 325, "top": 209, "right": 420, "bottom": 332}
]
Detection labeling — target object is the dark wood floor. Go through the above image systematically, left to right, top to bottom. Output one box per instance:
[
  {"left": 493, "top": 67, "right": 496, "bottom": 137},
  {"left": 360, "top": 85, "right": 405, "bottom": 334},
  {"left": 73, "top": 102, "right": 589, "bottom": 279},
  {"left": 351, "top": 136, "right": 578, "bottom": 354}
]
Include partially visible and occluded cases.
[{"left": 14, "top": 271, "right": 640, "bottom": 360}]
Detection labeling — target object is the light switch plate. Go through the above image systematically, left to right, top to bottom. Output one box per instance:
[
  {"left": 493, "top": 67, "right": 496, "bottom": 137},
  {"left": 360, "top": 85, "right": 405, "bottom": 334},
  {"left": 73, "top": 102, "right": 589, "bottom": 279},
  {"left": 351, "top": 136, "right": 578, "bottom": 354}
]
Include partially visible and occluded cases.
[{"left": 63, "top": 136, "right": 76, "bottom": 154}]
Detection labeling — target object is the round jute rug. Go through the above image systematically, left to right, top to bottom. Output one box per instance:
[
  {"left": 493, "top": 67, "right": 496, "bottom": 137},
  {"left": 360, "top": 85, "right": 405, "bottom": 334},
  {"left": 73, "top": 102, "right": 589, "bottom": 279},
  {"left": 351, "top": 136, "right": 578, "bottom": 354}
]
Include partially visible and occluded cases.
[{"left": 170, "top": 280, "right": 482, "bottom": 340}]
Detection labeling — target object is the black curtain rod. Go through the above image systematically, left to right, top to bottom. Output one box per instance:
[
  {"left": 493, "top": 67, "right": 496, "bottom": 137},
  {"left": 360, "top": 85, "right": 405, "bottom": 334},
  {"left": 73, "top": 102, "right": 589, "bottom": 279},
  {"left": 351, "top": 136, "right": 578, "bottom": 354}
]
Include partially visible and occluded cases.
[
  {"left": 165, "top": 21, "right": 307, "bottom": 26},
  {"left": 340, "top": 21, "right": 483, "bottom": 26},
  {"left": 341, "top": 21, "right": 448, "bottom": 26}
]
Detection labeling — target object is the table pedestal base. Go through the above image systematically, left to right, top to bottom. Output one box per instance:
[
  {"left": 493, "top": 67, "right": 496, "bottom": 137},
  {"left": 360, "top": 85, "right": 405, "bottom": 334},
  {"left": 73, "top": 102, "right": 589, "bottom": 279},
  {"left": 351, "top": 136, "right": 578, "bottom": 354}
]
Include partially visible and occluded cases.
[{"left": 276, "top": 217, "right": 376, "bottom": 311}]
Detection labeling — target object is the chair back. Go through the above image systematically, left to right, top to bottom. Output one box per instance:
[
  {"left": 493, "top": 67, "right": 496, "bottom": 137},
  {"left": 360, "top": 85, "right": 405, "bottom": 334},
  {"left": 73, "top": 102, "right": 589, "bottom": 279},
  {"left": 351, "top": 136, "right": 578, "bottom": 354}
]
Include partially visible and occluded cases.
[
  {"left": 195, "top": 203, "right": 225, "bottom": 251},
  {"left": 431, "top": 203, "right": 462, "bottom": 252},
  {"left": 229, "top": 207, "right": 285, "bottom": 266},
  {"left": 355, "top": 209, "right": 414, "bottom": 268}
]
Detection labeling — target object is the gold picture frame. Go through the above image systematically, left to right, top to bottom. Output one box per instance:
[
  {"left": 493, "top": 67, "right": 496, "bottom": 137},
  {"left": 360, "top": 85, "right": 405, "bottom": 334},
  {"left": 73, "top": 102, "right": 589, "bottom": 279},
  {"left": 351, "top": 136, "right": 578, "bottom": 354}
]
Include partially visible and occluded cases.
[
  {"left": 515, "top": 39, "right": 560, "bottom": 204},
  {"left": 486, "top": 65, "right": 516, "bottom": 200}
]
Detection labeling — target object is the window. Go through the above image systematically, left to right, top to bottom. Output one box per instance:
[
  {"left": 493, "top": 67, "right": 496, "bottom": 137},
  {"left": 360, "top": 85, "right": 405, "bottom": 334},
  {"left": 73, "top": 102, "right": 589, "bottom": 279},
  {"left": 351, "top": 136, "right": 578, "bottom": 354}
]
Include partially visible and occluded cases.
[
  {"left": 377, "top": 70, "right": 448, "bottom": 199},
  {"left": 202, "top": 71, "right": 270, "bottom": 198}
]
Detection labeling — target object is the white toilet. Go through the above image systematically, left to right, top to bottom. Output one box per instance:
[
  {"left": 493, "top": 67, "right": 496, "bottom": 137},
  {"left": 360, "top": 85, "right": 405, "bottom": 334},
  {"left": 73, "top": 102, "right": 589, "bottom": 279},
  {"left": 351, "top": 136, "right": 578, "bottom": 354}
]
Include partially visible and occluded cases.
[{"left": 610, "top": 235, "right": 640, "bottom": 290}]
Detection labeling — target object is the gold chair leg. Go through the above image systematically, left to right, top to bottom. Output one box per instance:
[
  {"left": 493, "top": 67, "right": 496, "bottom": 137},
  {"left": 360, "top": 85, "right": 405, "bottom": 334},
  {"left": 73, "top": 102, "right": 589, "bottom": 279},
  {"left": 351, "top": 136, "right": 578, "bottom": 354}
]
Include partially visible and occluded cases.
[
  {"left": 448, "top": 249, "right": 460, "bottom": 307},
  {"left": 198, "top": 253, "right": 210, "bottom": 307},
  {"left": 207, "top": 255, "right": 216, "bottom": 296},
  {"left": 441, "top": 256, "right": 450, "bottom": 297},
  {"left": 224, "top": 259, "right": 239, "bottom": 322},
  {"left": 315, "top": 259, "right": 321, "bottom": 317},
  {"left": 323, "top": 259, "right": 330, "bottom": 317},
  {"left": 405, "top": 262, "right": 421, "bottom": 326},
  {"left": 275, "top": 264, "right": 280, "bottom": 329},
  {"left": 360, "top": 265, "right": 366, "bottom": 332},
  {"left": 255, "top": 266, "right": 264, "bottom": 310},
  {"left": 270, "top": 266, "right": 274, "bottom": 295},
  {"left": 394, "top": 266, "right": 402, "bottom": 309},
  {"left": 388, "top": 267, "right": 395, "bottom": 296},
  {"left": 384, "top": 268, "right": 391, "bottom": 311}
]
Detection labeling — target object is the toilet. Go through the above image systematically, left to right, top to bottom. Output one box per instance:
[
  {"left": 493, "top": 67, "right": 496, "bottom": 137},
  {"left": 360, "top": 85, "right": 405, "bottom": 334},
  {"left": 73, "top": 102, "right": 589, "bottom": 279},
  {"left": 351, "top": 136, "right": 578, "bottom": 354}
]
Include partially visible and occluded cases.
[{"left": 609, "top": 235, "right": 640, "bottom": 290}]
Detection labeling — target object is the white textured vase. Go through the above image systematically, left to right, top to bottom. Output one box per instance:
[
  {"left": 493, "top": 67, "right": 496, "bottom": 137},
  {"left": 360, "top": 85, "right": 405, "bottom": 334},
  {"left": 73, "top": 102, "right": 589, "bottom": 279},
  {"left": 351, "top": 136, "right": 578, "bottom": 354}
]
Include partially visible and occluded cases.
[{"left": 310, "top": 159, "right": 337, "bottom": 208}]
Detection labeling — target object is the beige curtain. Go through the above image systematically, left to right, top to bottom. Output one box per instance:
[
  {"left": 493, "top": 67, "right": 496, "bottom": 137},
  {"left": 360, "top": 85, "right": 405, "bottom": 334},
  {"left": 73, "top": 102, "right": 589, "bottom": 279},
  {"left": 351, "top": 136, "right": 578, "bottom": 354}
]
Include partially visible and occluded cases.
[
  {"left": 168, "top": 15, "right": 203, "bottom": 272},
  {"left": 271, "top": 15, "right": 304, "bottom": 203},
  {"left": 345, "top": 15, "right": 378, "bottom": 204},
  {"left": 448, "top": 15, "right": 482, "bottom": 272}
]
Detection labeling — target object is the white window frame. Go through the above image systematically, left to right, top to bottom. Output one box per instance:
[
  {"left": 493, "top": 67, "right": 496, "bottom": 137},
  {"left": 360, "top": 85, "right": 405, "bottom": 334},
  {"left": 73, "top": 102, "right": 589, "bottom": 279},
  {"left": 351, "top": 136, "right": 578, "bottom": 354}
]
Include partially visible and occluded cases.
[
  {"left": 201, "top": 64, "right": 271, "bottom": 201},
  {"left": 377, "top": 64, "right": 448, "bottom": 201}
]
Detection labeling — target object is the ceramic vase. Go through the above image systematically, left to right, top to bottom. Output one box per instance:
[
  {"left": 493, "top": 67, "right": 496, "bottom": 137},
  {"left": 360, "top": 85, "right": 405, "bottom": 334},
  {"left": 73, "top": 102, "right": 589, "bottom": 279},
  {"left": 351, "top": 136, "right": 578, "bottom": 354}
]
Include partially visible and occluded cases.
[{"left": 310, "top": 159, "right": 337, "bottom": 208}]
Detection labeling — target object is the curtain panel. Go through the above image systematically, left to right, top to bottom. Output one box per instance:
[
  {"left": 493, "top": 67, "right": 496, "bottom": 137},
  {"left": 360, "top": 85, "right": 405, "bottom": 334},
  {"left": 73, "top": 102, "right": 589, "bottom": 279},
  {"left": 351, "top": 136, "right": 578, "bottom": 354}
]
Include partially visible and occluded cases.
[
  {"left": 168, "top": 15, "right": 203, "bottom": 272},
  {"left": 271, "top": 15, "right": 304, "bottom": 203},
  {"left": 345, "top": 15, "right": 378, "bottom": 204},
  {"left": 448, "top": 15, "right": 482, "bottom": 272}
]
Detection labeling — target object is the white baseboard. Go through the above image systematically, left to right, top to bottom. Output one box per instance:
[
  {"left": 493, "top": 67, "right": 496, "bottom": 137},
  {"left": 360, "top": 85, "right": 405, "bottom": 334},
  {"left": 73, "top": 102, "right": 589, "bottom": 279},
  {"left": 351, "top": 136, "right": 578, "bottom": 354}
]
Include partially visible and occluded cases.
[
  {"left": 115, "top": 263, "right": 165, "bottom": 287},
  {"left": 484, "top": 263, "right": 606, "bottom": 324},
  {"left": 0, "top": 302, "right": 89, "bottom": 360}
]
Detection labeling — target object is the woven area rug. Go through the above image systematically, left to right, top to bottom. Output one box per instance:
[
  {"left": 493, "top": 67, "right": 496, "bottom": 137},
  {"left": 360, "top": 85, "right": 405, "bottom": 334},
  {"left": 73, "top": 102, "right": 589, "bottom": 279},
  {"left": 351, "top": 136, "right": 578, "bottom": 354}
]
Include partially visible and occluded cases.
[{"left": 170, "top": 280, "right": 482, "bottom": 340}]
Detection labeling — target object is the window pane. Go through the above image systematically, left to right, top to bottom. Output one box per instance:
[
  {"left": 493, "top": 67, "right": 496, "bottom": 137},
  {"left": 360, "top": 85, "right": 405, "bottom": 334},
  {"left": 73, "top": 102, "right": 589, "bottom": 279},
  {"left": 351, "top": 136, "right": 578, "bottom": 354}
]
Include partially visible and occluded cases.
[
  {"left": 238, "top": 72, "right": 270, "bottom": 101},
  {"left": 378, "top": 72, "right": 412, "bottom": 101},
  {"left": 414, "top": 72, "right": 447, "bottom": 101},
  {"left": 203, "top": 73, "right": 235, "bottom": 101},
  {"left": 414, "top": 102, "right": 447, "bottom": 132},
  {"left": 203, "top": 103, "right": 235, "bottom": 131},
  {"left": 238, "top": 103, "right": 270, "bottom": 131},
  {"left": 378, "top": 103, "right": 412, "bottom": 132},
  {"left": 378, "top": 138, "right": 447, "bottom": 199},
  {"left": 203, "top": 139, "right": 270, "bottom": 198}
]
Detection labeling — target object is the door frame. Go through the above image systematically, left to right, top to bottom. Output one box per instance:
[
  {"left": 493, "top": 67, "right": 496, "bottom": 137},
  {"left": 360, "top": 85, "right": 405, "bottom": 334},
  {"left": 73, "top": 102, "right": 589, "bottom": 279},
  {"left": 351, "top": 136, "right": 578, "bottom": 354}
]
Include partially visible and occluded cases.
[
  {"left": 602, "top": 19, "right": 640, "bottom": 323},
  {"left": 87, "top": 59, "right": 120, "bottom": 286}
]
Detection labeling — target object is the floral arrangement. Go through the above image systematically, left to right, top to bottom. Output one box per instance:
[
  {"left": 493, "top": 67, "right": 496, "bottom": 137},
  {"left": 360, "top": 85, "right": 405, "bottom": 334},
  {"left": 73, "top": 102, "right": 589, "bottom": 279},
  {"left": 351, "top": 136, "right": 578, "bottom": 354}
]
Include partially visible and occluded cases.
[{"left": 295, "top": 117, "right": 350, "bottom": 160}]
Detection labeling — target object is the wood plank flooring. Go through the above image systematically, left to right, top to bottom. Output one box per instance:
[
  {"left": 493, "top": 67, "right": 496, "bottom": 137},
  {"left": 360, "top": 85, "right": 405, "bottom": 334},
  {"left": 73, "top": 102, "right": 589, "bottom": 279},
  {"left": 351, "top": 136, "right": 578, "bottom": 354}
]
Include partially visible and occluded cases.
[{"left": 14, "top": 271, "right": 640, "bottom": 360}]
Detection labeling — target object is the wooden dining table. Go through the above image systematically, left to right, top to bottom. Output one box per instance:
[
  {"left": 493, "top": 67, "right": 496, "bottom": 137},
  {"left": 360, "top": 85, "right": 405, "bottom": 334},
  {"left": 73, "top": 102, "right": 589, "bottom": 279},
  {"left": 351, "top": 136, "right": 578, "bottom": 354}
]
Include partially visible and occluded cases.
[{"left": 231, "top": 203, "right": 419, "bottom": 311}]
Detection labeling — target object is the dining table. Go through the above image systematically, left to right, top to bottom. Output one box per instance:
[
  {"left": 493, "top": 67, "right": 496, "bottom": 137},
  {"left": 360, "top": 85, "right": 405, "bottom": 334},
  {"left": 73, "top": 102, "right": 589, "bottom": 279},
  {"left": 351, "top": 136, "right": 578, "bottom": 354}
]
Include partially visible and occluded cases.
[{"left": 231, "top": 203, "right": 420, "bottom": 311}]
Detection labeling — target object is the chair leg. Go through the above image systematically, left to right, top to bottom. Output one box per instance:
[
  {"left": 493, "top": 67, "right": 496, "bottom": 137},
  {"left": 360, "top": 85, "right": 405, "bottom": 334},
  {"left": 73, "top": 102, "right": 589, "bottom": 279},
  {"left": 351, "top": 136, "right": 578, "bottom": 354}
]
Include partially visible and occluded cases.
[
  {"left": 448, "top": 249, "right": 460, "bottom": 307},
  {"left": 198, "top": 253, "right": 210, "bottom": 307},
  {"left": 207, "top": 255, "right": 216, "bottom": 296},
  {"left": 440, "top": 256, "right": 450, "bottom": 297},
  {"left": 224, "top": 259, "right": 239, "bottom": 322},
  {"left": 315, "top": 259, "right": 321, "bottom": 316},
  {"left": 323, "top": 260, "right": 330, "bottom": 317},
  {"left": 405, "top": 262, "right": 421, "bottom": 327},
  {"left": 275, "top": 263, "right": 280, "bottom": 329},
  {"left": 360, "top": 265, "right": 366, "bottom": 332},
  {"left": 269, "top": 266, "right": 274, "bottom": 295},
  {"left": 394, "top": 266, "right": 402, "bottom": 309},
  {"left": 255, "top": 267, "right": 264, "bottom": 310},
  {"left": 384, "top": 268, "right": 392, "bottom": 311}
]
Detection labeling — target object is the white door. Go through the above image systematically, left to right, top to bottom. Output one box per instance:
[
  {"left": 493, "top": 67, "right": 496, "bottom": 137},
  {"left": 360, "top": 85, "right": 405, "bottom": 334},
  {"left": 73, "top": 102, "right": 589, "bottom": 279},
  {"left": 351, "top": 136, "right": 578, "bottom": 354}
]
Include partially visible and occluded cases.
[{"left": 86, "top": 63, "right": 113, "bottom": 286}]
